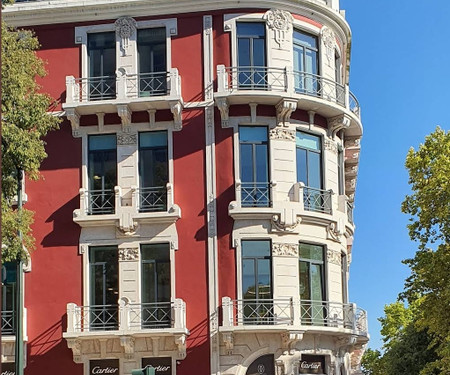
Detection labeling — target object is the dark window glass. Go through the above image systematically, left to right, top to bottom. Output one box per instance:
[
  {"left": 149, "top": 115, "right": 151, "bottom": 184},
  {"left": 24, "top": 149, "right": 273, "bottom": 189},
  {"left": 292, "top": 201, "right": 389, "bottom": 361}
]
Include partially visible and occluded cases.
[
  {"left": 293, "top": 30, "right": 318, "bottom": 94},
  {"left": 296, "top": 131, "right": 322, "bottom": 189},
  {"left": 242, "top": 240, "right": 272, "bottom": 301},
  {"left": 246, "top": 354, "right": 275, "bottom": 375}
]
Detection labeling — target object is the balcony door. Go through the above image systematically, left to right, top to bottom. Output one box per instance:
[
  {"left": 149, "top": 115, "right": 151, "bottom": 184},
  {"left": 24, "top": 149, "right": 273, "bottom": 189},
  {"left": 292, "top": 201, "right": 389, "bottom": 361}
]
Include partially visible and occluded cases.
[
  {"left": 237, "top": 22, "right": 266, "bottom": 88},
  {"left": 137, "top": 28, "right": 167, "bottom": 96},
  {"left": 293, "top": 30, "right": 318, "bottom": 94},
  {"left": 87, "top": 32, "right": 116, "bottom": 100},
  {"left": 239, "top": 127, "right": 269, "bottom": 207},
  {"left": 138, "top": 132, "right": 168, "bottom": 212},
  {"left": 88, "top": 134, "right": 117, "bottom": 214},
  {"left": 241, "top": 240, "right": 272, "bottom": 324},
  {"left": 141, "top": 244, "right": 171, "bottom": 328},
  {"left": 89, "top": 246, "right": 119, "bottom": 330},
  {"left": 1, "top": 262, "right": 16, "bottom": 335}
]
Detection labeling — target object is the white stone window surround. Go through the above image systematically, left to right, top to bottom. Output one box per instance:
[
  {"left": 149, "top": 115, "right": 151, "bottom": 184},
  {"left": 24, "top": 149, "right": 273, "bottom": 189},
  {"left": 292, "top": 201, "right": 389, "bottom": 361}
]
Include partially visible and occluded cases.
[
  {"left": 74, "top": 18, "right": 177, "bottom": 79},
  {"left": 80, "top": 239, "right": 177, "bottom": 308}
]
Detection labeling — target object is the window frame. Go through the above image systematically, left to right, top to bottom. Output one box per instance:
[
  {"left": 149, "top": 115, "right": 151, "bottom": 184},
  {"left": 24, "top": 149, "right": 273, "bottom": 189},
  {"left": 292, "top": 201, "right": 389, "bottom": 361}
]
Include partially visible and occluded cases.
[
  {"left": 295, "top": 129, "right": 324, "bottom": 190},
  {"left": 298, "top": 242, "right": 326, "bottom": 303}
]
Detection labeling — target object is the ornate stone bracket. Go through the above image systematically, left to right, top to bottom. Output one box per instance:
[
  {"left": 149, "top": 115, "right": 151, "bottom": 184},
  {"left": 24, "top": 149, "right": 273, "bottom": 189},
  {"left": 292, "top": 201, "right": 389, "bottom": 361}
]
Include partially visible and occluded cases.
[
  {"left": 264, "top": 9, "right": 293, "bottom": 48},
  {"left": 115, "top": 17, "right": 137, "bottom": 56},
  {"left": 216, "top": 98, "right": 229, "bottom": 127},
  {"left": 276, "top": 99, "right": 297, "bottom": 126},
  {"left": 169, "top": 101, "right": 183, "bottom": 130},
  {"left": 117, "top": 104, "right": 132, "bottom": 130},
  {"left": 65, "top": 108, "right": 80, "bottom": 137},
  {"left": 328, "top": 114, "right": 351, "bottom": 139},
  {"left": 117, "top": 212, "right": 138, "bottom": 237},
  {"left": 271, "top": 212, "right": 301, "bottom": 233},
  {"left": 327, "top": 221, "right": 344, "bottom": 244},
  {"left": 281, "top": 331, "right": 304, "bottom": 350},
  {"left": 222, "top": 332, "right": 234, "bottom": 355},
  {"left": 175, "top": 334, "right": 187, "bottom": 359},
  {"left": 120, "top": 336, "right": 135, "bottom": 360},
  {"left": 66, "top": 339, "right": 82, "bottom": 363}
]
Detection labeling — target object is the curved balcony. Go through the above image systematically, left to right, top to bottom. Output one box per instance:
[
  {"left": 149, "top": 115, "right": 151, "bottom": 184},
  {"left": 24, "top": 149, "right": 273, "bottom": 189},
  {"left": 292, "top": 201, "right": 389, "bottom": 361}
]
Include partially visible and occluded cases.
[
  {"left": 215, "top": 65, "right": 361, "bottom": 136},
  {"left": 220, "top": 297, "right": 368, "bottom": 341}
]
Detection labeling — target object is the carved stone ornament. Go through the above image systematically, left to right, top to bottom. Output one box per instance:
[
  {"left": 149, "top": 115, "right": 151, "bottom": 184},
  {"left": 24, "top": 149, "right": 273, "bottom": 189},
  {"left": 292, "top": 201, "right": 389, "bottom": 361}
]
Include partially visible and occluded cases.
[
  {"left": 264, "top": 9, "right": 293, "bottom": 47},
  {"left": 115, "top": 17, "right": 137, "bottom": 55},
  {"left": 321, "top": 27, "right": 336, "bottom": 63},
  {"left": 216, "top": 98, "right": 229, "bottom": 127},
  {"left": 276, "top": 99, "right": 298, "bottom": 126},
  {"left": 328, "top": 114, "right": 351, "bottom": 138},
  {"left": 269, "top": 127, "right": 296, "bottom": 141},
  {"left": 117, "top": 132, "right": 137, "bottom": 146},
  {"left": 325, "top": 139, "right": 338, "bottom": 154},
  {"left": 272, "top": 214, "right": 301, "bottom": 233},
  {"left": 327, "top": 222, "right": 343, "bottom": 243},
  {"left": 272, "top": 243, "right": 299, "bottom": 257},
  {"left": 119, "top": 247, "right": 139, "bottom": 261},
  {"left": 327, "top": 249, "right": 342, "bottom": 266},
  {"left": 222, "top": 332, "right": 234, "bottom": 355},
  {"left": 120, "top": 336, "right": 135, "bottom": 359},
  {"left": 67, "top": 339, "right": 82, "bottom": 363}
]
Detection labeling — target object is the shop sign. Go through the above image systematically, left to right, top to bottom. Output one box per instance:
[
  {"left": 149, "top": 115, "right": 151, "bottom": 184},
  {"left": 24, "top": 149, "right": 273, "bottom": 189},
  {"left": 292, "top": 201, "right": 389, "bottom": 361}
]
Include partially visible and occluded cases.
[
  {"left": 246, "top": 354, "right": 275, "bottom": 375},
  {"left": 299, "top": 355, "right": 325, "bottom": 374},
  {"left": 142, "top": 357, "right": 171, "bottom": 375},
  {"left": 90, "top": 359, "right": 120, "bottom": 375},
  {"left": 1, "top": 363, "right": 15, "bottom": 375}
]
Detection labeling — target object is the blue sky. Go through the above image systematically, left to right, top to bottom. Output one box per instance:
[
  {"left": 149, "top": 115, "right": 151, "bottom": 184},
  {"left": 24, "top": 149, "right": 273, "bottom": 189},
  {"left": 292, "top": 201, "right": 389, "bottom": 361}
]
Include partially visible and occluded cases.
[{"left": 341, "top": 0, "right": 450, "bottom": 349}]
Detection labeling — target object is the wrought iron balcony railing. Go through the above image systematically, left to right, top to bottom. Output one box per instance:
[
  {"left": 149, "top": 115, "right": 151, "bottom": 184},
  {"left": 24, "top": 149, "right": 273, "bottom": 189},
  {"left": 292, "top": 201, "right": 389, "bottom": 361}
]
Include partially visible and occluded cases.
[
  {"left": 224, "top": 66, "right": 287, "bottom": 92},
  {"left": 294, "top": 71, "right": 345, "bottom": 106},
  {"left": 125, "top": 72, "right": 169, "bottom": 98},
  {"left": 72, "top": 76, "right": 116, "bottom": 102},
  {"left": 240, "top": 182, "right": 271, "bottom": 208},
  {"left": 138, "top": 186, "right": 167, "bottom": 213},
  {"left": 303, "top": 186, "right": 333, "bottom": 214},
  {"left": 87, "top": 189, "right": 115, "bottom": 215},
  {"left": 221, "top": 297, "right": 368, "bottom": 334},
  {"left": 66, "top": 299, "right": 187, "bottom": 334},
  {"left": 1, "top": 310, "right": 15, "bottom": 335}
]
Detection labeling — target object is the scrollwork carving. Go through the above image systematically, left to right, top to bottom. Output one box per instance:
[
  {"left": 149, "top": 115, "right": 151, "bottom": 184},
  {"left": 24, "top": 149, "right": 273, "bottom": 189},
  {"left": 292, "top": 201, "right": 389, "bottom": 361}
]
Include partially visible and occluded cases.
[
  {"left": 264, "top": 9, "right": 293, "bottom": 47},
  {"left": 115, "top": 17, "right": 137, "bottom": 55},
  {"left": 117, "top": 132, "right": 137, "bottom": 145},
  {"left": 271, "top": 214, "right": 301, "bottom": 233},
  {"left": 272, "top": 243, "right": 298, "bottom": 257},
  {"left": 327, "top": 248, "right": 342, "bottom": 266}
]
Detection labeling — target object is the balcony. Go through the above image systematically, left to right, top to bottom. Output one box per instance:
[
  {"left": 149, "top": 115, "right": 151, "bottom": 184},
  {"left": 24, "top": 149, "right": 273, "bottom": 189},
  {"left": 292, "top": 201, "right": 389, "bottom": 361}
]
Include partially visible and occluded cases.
[
  {"left": 216, "top": 65, "right": 361, "bottom": 136},
  {"left": 63, "top": 68, "right": 183, "bottom": 130},
  {"left": 241, "top": 182, "right": 271, "bottom": 208},
  {"left": 73, "top": 184, "right": 181, "bottom": 229},
  {"left": 302, "top": 186, "right": 333, "bottom": 215},
  {"left": 221, "top": 297, "right": 368, "bottom": 340},
  {"left": 64, "top": 299, "right": 188, "bottom": 361},
  {"left": 1, "top": 308, "right": 28, "bottom": 364},
  {"left": 1, "top": 310, "right": 15, "bottom": 335}
]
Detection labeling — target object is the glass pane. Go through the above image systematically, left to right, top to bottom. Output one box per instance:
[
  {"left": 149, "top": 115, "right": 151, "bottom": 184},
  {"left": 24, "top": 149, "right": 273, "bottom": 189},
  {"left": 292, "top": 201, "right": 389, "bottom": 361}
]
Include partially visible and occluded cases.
[
  {"left": 237, "top": 23, "right": 265, "bottom": 37},
  {"left": 138, "top": 28, "right": 166, "bottom": 73},
  {"left": 293, "top": 30, "right": 317, "bottom": 49},
  {"left": 88, "top": 32, "right": 116, "bottom": 77},
  {"left": 238, "top": 39, "right": 251, "bottom": 67},
  {"left": 253, "top": 39, "right": 266, "bottom": 67},
  {"left": 293, "top": 46, "right": 304, "bottom": 72},
  {"left": 306, "top": 49, "right": 318, "bottom": 75},
  {"left": 240, "top": 126, "right": 267, "bottom": 143},
  {"left": 296, "top": 132, "right": 320, "bottom": 150},
  {"left": 89, "top": 134, "right": 116, "bottom": 151},
  {"left": 240, "top": 143, "right": 253, "bottom": 183},
  {"left": 255, "top": 144, "right": 268, "bottom": 182},
  {"left": 296, "top": 148, "right": 307, "bottom": 184},
  {"left": 308, "top": 152, "right": 322, "bottom": 189},
  {"left": 242, "top": 240, "right": 271, "bottom": 258},
  {"left": 299, "top": 243, "right": 324, "bottom": 261},
  {"left": 141, "top": 244, "right": 170, "bottom": 303},
  {"left": 89, "top": 247, "right": 118, "bottom": 306},
  {"left": 242, "top": 259, "right": 256, "bottom": 300},
  {"left": 257, "top": 259, "right": 272, "bottom": 299},
  {"left": 299, "top": 261, "right": 310, "bottom": 300},
  {"left": 142, "top": 262, "right": 157, "bottom": 303},
  {"left": 310, "top": 264, "right": 324, "bottom": 301}
]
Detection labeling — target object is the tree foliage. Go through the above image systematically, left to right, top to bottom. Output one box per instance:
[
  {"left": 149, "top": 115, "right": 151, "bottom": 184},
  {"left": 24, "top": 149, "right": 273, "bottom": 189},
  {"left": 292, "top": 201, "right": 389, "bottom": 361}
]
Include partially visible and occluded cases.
[{"left": 1, "top": 22, "right": 60, "bottom": 260}]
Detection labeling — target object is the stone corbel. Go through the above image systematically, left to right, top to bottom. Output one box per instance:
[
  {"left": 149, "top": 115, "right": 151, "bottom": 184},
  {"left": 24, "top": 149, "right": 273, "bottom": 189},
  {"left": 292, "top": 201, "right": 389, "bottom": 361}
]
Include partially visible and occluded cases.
[
  {"left": 215, "top": 97, "right": 229, "bottom": 127},
  {"left": 276, "top": 99, "right": 297, "bottom": 126},
  {"left": 169, "top": 101, "right": 183, "bottom": 130},
  {"left": 117, "top": 104, "right": 132, "bottom": 130},
  {"left": 65, "top": 108, "right": 80, "bottom": 137},
  {"left": 328, "top": 114, "right": 351, "bottom": 139},
  {"left": 271, "top": 209, "right": 301, "bottom": 233},
  {"left": 117, "top": 212, "right": 138, "bottom": 237},
  {"left": 327, "top": 221, "right": 344, "bottom": 244},
  {"left": 281, "top": 331, "right": 304, "bottom": 350},
  {"left": 222, "top": 332, "right": 234, "bottom": 355},
  {"left": 175, "top": 334, "right": 187, "bottom": 359},
  {"left": 120, "top": 336, "right": 135, "bottom": 359},
  {"left": 67, "top": 338, "right": 82, "bottom": 363}
]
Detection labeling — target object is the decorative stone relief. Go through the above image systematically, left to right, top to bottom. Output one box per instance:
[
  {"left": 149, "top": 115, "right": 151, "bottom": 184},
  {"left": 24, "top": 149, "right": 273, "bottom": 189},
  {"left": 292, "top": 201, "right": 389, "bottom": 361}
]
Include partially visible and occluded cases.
[
  {"left": 264, "top": 9, "right": 293, "bottom": 47},
  {"left": 115, "top": 17, "right": 137, "bottom": 55},
  {"left": 321, "top": 26, "right": 336, "bottom": 63},
  {"left": 216, "top": 98, "right": 229, "bottom": 127},
  {"left": 276, "top": 99, "right": 297, "bottom": 126},
  {"left": 170, "top": 101, "right": 183, "bottom": 130},
  {"left": 117, "top": 104, "right": 132, "bottom": 128},
  {"left": 65, "top": 108, "right": 80, "bottom": 137},
  {"left": 328, "top": 114, "right": 351, "bottom": 138},
  {"left": 269, "top": 127, "right": 296, "bottom": 141},
  {"left": 117, "top": 132, "right": 137, "bottom": 145},
  {"left": 344, "top": 138, "right": 361, "bottom": 149},
  {"left": 325, "top": 139, "right": 338, "bottom": 154},
  {"left": 272, "top": 214, "right": 301, "bottom": 233},
  {"left": 272, "top": 243, "right": 298, "bottom": 257},
  {"left": 119, "top": 247, "right": 139, "bottom": 261},
  {"left": 327, "top": 249, "right": 342, "bottom": 266},
  {"left": 281, "top": 331, "right": 304, "bottom": 349},
  {"left": 222, "top": 332, "right": 234, "bottom": 355},
  {"left": 175, "top": 334, "right": 187, "bottom": 359},
  {"left": 120, "top": 336, "right": 135, "bottom": 359},
  {"left": 67, "top": 339, "right": 82, "bottom": 363}
]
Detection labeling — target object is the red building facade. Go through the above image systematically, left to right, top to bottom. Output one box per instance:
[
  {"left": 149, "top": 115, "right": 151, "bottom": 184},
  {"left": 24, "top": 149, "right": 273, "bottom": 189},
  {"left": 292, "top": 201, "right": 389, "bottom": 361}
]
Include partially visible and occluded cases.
[{"left": 2, "top": 1, "right": 368, "bottom": 374}]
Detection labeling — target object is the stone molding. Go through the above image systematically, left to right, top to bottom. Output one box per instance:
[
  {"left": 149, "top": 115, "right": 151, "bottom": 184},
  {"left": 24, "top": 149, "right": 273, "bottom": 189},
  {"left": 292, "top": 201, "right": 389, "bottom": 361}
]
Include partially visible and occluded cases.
[
  {"left": 264, "top": 9, "right": 293, "bottom": 47},
  {"left": 269, "top": 127, "right": 296, "bottom": 141},
  {"left": 272, "top": 243, "right": 298, "bottom": 257}
]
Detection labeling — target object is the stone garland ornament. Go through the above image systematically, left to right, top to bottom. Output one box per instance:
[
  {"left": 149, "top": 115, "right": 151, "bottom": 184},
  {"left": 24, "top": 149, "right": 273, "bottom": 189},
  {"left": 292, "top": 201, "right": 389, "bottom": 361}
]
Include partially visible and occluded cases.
[
  {"left": 264, "top": 9, "right": 293, "bottom": 47},
  {"left": 115, "top": 17, "right": 137, "bottom": 55},
  {"left": 326, "top": 249, "right": 342, "bottom": 266}
]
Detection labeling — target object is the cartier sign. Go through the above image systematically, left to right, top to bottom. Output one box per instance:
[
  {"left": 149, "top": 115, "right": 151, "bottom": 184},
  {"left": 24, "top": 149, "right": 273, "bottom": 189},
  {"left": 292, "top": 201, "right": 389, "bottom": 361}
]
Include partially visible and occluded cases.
[
  {"left": 298, "top": 355, "right": 325, "bottom": 374},
  {"left": 142, "top": 357, "right": 172, "bottom": 375},
  {"left": 90, "top": 359, "right": 119, "bottom": 375},
  {"left": 1, "top": 363, "right": 15, "bottom": 375}
]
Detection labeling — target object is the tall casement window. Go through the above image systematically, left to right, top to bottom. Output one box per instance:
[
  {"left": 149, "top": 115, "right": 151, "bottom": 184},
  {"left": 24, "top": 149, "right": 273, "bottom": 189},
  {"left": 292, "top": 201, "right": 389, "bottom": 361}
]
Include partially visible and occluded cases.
[
  {"left": 237, "top": 22, "right": 266, "bottom": 88},
  {"left": 137, "top": 28, "right": 167, "bottom": 96},
  {"left": 293, "top": 30, "right": 318, "bottom": 94},
  {"left": 87, "top": 32, "right": 116, "bottom": 100},
  {"left": 239, "top": 127, "right": 270, "bottom": 207},
  {"left": 138, "top": 131, "right": 168, "bottom": 212},
  {"left": 88, "top": 134, "right": 117, "bottom": 215},
  {"left": 242, "top": 240, "right": 272, "bottom": 324},
  {"left": 299, "top": 243, "right": 325, "bottom": 325},
  {"left": 141, "top": 244, "right": 171, "bottom": 328},
  {"left": 89, "top": 246, "right": 119, "bottom": 330},
  {"left": 1, "top": 262, "right": 16, "bottom": 335}
]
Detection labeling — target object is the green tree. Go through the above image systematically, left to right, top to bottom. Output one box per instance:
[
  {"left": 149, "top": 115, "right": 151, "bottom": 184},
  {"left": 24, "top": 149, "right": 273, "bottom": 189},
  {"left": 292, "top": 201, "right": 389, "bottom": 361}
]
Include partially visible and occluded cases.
[{"left": 1, "top": 21, "right": 60, "bottom": 260}]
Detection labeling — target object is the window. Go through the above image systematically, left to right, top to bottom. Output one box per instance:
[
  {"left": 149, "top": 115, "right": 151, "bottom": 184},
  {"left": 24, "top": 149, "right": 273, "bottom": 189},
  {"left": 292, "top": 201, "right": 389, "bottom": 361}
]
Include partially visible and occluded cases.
[
  {"left": 237, "top": 22, "right": 266, "bottom": 88},
  {"left": 137, "top": 28, "right": 167, "bottom": 96},
  {"left": 293, "top": 30, "right": 318, "bottom": 94},
  {"left": 87, "top": 32, "right": 116, "bottom": 100},
  {"left": 239, "top": 127, "right": 270, "bottom": 207},
  {"left": 138, "top": 131, "right": 168, "bottom": 212},
  {"left": 88, "top": 134, "right": 117, "bottom": 215},
  {"left": 338, "top": 148, "right": 345, "bottom": 195},
  {"left": 242, "top": 240, "right": 272, "bottom": 323},
  {"left": 299, "top": 243, "right": 325, "bottom": 325},
  {"left": 141, "top": 244, "right": 171, "bottom": 328},
  {"left": 89, "top": 246, "right": 119, "bottom": 330},
  {"left": 1, "top": 262, "right": 16, "bottom": 335}
]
